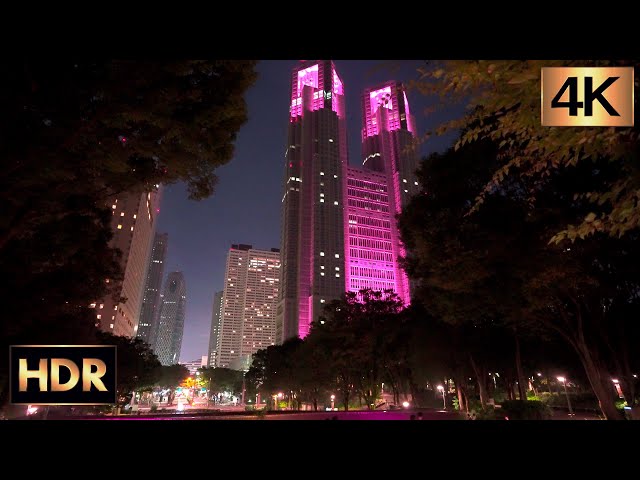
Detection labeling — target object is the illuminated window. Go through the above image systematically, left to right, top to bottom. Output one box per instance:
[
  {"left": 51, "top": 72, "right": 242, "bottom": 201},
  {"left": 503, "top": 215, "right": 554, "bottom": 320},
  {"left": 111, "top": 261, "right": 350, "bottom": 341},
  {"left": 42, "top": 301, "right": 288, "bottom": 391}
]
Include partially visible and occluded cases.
[
  {"left": 329, "top": 139, "right": 334, "bottom": 143},
  {"left": 320, "top": 172, "right": 324, "bottom": 176},
  {"left": 334, "top": 174, "right": 338, "bottom": 178},
  {"left": 403, "top": 179, "right": 407, "bottom": 183},
  {"left": 414, "top": 181, "right": 419, "bottom": 186},
  {"left": 404, "top": 189, "right": 408, "bottom": 193},
  {"left": 320, "top": 193, "right": 324, "bottom": 197},
  {"left": 320, "top": 199, "right": 324, "bottom": 202},
  {"left": 334, "top": 201, "right": 338, "bottom": 205},
  {"left": 112, "top": 205, "right": 116, "bottom": 209},
  {"left": 120, "top": 212, "right": 125, "bottom": 216},
  {"left": 133, "top": 214, "right": 137, "bottom": 219},
  {"left": 117, "top": 224, "right": 122, "bottom": 229},
  {"left": 131, "top": 226, "right": 134, "bottom": 231},
  {"left": 320, "top": 252, "right": 325, "bottom": 256},
  {"left": 335, "top": 254, "right": 340, "bottom": 258},
  {"left": 320, "top": 266, "right": 324, "bottom": 269},
  {"left": 335, "top": 267, "right": 340, "bottom": 271},
  {"left": 320, "top": 272, "right": 325, "bottom": 276},
  {"left": 335, "top": 273, "right": 340, "bottom": 277},
  {"left": 105, "top": 278, "right": 110, "bottom": 283},
  {"left": 320, "top": 299, "right": 325, "bottom": 303},
  {"left": 89, "top": 303, "right": 96, "bottom": 308},
  {"left": 99, "top": 304, "right": 104, "bottom": 309},
  {"left": 114, "top": 306, "right": 118, "bottom": 311},
  {"left": 96, "top": 314, "right": 102, "bottom": 319},
  {"left": 110, "top": 324, "right": 114, "bottom": 329}
]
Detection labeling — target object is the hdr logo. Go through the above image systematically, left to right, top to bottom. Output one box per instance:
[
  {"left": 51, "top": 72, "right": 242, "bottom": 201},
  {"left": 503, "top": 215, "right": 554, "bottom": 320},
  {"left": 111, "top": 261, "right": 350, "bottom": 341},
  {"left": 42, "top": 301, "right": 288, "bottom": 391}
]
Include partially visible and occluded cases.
[
  {"left": 541, "top": 67, "right": 634, "bottom": 127},
  {"left": 10, "top": 345, "right": 116, "bottom": 405}
]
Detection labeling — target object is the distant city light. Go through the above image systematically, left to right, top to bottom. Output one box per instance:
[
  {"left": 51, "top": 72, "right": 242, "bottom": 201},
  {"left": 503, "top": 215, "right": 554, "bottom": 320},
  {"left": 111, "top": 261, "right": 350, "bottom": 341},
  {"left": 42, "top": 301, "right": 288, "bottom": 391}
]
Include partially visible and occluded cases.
[
  {"left": 557, "top": 376, "right": 565, "bottom": 382},
  {"left": 437, "top": 385, "right": 444, "bottom": 392},
  {"left": 402, "top": 401, "right": 410, "bottom": 408}
]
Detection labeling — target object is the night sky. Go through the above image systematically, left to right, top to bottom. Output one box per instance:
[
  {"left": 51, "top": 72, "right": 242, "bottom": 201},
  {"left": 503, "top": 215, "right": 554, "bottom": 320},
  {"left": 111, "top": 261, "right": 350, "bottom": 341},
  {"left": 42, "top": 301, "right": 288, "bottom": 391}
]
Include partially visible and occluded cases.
[{"left": 155, "top": 60, "right": 462, "bottom": 362}]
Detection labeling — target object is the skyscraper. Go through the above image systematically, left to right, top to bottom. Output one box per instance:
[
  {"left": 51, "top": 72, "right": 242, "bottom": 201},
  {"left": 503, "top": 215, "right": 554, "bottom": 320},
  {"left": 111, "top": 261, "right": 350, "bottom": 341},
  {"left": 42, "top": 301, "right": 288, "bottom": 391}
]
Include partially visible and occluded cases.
[
  {"left": 276, "top": 60, "right": 348, "bottom": 343},
  {"left": 276, "top": 63, "right": 419, "bottom": 344},
  {"left": 345, "top": 81, "right": 419, "bottom": 301},
  {"left": 92, "top": 189, "right": 161, "bottom": 337},
  {"left": 137, "top": 233, "right": 168, "bottom": 347},
  {"left": 217, "top": 245, "right": 280, "bottom": 368},
  {"left": 154, "top": 271, "right": 187, "bottom": 365},
  {"left": 207, "top": 290, "right": 223, "bottom": 368}
]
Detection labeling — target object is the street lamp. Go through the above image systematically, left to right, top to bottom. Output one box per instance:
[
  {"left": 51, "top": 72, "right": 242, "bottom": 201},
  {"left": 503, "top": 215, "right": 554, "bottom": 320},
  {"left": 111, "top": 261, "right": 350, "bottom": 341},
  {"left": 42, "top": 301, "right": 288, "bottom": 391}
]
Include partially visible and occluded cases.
[
  {"left": 557, "top": 376, "right": 574, "bottom": 416},
  {"left": 437, "top": 385, "right": 446, "bottom": 409},
  {"left": 330, "top": 394, "right": 335, "bottom": 411}
]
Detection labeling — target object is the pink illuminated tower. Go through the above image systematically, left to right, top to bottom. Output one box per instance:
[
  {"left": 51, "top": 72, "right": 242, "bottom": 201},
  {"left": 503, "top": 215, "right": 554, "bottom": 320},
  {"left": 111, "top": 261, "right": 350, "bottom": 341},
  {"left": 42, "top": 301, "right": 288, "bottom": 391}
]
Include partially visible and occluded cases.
[
  {"left": 276, "top": 61, "right": 348, "bottom": 343},
  {"left": 277, "top": 65, "right": 419, "bottom": 344},
  {"left": 344, "top": 81, "right": 419, "bottom": 304}
]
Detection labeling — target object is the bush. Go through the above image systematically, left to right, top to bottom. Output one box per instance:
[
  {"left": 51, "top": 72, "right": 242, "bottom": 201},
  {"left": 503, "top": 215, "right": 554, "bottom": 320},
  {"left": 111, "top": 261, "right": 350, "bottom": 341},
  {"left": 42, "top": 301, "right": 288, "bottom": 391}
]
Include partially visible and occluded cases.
[
  {"left": 500, "top": 400, "right": 552, "bottom": 420},
  {"left": 466, "top": 401, "right": 497, "bottom": 420},
  {"left": 150, "top": 404, "right": 158, "bottom": 413},
  {"left": 245, "top": 405, "right": 255, "bottom": 412}
]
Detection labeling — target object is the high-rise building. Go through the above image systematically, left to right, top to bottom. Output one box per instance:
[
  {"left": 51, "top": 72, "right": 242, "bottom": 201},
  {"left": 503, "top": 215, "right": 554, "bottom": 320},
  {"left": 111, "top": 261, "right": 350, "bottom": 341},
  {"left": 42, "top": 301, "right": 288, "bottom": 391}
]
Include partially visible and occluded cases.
[
  {"left": 276, "top": 60, "right": 348, "bottom": 343},
  {"left": 276, "top": 63, "right": 419, "bottom": 344},
  {"left": 345, "top": 81, "right": 419, "bottom": 301},
  {"left": 92, "top": 189, "right": 161, "bottom": 337},
  {"left": 137, "top": 233, "right": 168, "bottom": 347},
  {"left": 217, "top": 245, "right": 280, "bottom": 368},
  {"left": 154, "top": 271, "right": 187, "bottom": 365},
  {"left": 207, "top": 290, "right": 223, "bottom": 368},
  {"left": 181, "top": 357, "right": 208, "bottom": 376}
]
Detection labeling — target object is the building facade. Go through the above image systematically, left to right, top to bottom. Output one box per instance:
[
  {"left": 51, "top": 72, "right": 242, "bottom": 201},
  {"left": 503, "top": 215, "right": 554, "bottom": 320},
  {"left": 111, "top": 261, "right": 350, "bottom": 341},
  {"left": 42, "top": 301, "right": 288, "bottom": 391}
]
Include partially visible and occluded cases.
[
  {"left": 276, "top": 60, "right": 348, "bottom": 343},
  {"left": 276, "top": 63, "right": 419, "bottom": 344},
  {"left": 92, "top": 188, "right": 161, "bottom": 337},
  {"left": 137, "top": 232, "right": 168, "bottom": 347},
  {"left": 217, "top": 245, "right": 280, "bottom": 368},
  {"left": 154, "top": 271, "right": 187, "bottom": 365},
  {"left": 207, "top": 290, "right": 223, "bottom": 368},
  {"left": 181, "top": 357, "right": 208, "bottom": 376}
]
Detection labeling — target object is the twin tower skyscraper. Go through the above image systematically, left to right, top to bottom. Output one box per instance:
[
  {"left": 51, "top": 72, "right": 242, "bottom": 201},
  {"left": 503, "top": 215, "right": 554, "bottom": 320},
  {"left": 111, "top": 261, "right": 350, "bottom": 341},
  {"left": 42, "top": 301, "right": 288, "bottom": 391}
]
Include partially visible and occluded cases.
[{"left": 276, "top": 60, "right": 420, "bottom": 343}]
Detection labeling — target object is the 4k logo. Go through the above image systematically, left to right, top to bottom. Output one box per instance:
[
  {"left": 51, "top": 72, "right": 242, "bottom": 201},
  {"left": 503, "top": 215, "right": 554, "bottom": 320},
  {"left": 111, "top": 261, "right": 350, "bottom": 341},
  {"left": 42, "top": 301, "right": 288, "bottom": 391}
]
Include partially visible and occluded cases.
[{"left": 541, "top": 67, "right": 634, "bottom": 127}]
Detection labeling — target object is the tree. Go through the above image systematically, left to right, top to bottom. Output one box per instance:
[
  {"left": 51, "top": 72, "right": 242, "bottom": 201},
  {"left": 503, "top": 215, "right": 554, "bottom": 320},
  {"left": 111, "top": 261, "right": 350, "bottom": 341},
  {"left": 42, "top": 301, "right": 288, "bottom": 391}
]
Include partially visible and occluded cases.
[
  {"left": 411, "top": 59, "right": 640, "bottom": 241},
  {"left": 0, "top": 60, "right": 258, "bottom": 397},
  {"left": 399, "top": 135, "right": 639, "bottom": 419},
  {"left": 312, "top": 289, "right": 404, "bottom": 410},
  {"left": 97, "top": 332, "right": 161, "bottom": 404},
  {"left": 197, "top": 367, "right": 244, "bottom": 397}
]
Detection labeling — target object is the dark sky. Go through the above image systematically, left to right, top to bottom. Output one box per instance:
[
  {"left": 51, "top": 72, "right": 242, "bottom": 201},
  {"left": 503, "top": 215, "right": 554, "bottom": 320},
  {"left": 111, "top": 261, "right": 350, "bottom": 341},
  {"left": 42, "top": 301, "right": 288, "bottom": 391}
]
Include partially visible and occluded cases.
[{"left": 155, "top": 60, "right": 461, "bottom": 362}]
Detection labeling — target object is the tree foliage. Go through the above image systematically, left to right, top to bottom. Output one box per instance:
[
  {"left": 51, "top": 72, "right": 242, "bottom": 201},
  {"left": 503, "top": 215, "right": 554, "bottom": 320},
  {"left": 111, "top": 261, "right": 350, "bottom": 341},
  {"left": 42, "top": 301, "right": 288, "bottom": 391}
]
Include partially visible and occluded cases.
[
  {"left": 411, "top": 59, "right": 640, "bottom": 241},
  {"left": 0, "top": 60, "right": 258, "bottom": 390},
  {"left": 398, "top": 134, "right": 640, "bottom": 419}
]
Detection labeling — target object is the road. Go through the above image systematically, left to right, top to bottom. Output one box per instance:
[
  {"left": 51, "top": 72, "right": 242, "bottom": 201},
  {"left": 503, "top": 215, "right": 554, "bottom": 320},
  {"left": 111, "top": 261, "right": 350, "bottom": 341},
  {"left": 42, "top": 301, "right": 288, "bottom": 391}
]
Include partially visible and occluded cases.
[{"left": 93, "top": 408, "right": 462, "bottom": 421}]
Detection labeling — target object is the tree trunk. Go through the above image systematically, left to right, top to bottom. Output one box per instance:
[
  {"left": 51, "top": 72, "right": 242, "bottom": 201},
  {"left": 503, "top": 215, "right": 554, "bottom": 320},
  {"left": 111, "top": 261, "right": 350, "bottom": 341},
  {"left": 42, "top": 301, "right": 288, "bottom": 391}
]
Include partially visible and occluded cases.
[
  {"left": 515, "top": 333, "right": 528, "bottom": 401},
  {"left": 575, "top": 343, "right": 622, "bottom": 420},
  {"left": 469, "top": 354, "right": 488, "bottom": 407},
  {"left": 453, "top": 375, "right": 468, "bottom": 413},
  {"left": 313, "top": 399, "right": 317, "bottom": 411}
]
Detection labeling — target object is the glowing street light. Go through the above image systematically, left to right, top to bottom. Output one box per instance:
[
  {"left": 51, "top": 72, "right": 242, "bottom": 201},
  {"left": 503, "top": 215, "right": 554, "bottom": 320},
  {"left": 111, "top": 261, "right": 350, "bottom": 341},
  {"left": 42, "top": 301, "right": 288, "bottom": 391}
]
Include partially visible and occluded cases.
[
  {"left": 557, "top": 376, "right": 574, "bottom": 416},
  {"left": 437, "top": 385, "right": 446, "bottom": 409},
  {"left": 330, "top": 394, "right": 335, "bottom": 410},
  {"left": 402, "top": 401, "right": 410, "bottom": 408}
]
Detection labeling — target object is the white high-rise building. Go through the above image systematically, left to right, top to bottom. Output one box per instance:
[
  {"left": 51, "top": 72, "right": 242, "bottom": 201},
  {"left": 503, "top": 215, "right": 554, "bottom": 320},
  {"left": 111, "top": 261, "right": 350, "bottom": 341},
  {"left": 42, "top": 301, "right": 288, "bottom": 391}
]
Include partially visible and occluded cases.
[{"left": 217, "top": 244, "right": 280, "bottom": 368}]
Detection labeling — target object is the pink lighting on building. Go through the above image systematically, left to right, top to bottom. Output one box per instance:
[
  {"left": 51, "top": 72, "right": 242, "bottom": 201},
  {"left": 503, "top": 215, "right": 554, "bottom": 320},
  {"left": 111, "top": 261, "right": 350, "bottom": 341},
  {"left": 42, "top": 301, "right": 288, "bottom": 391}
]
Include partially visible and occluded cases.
[
  {"left": 290, "top": 61, "right": 345, "bottom": 121},
  {"left": 369, "top": 86, "right": 393, "bottom": 115},
  {"left": 344, "top": 167, "right": 409, "bottom": 303}
]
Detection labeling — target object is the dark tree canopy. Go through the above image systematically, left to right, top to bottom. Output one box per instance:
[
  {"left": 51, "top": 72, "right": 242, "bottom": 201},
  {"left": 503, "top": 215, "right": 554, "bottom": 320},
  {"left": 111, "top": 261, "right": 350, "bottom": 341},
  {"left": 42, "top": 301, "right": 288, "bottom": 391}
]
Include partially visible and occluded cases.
[{"left": 0, "top": 60, "right": 258, "bottom": 403}]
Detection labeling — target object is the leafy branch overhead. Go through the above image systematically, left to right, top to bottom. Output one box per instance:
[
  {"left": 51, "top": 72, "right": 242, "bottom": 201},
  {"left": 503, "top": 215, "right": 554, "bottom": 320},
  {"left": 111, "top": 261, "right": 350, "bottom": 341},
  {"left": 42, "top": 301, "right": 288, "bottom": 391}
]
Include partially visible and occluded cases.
[{"left": 410, "top": 60, "right": 640, "bottom": 241}]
